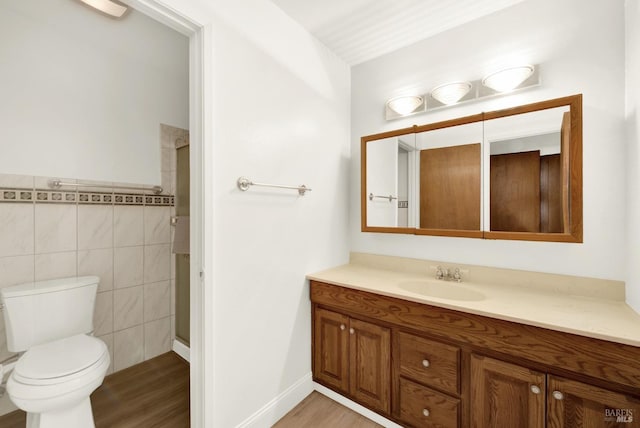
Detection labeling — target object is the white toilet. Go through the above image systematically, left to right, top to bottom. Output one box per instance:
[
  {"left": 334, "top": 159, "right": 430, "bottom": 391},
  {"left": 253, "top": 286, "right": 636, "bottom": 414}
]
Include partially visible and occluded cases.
[{"left": 0, "top": 276, "right": 110, "bottom": 428}]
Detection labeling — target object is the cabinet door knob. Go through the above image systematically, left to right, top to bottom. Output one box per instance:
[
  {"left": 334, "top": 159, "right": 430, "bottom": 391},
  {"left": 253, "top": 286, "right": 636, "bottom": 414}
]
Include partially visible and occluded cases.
[
  {"left": 340, "top": 324, "right": 345, "bottom": 331},
  {"left": 349, "top": 328, "right": 355, "bottom": 334},
  {"left": 422, "top": 359, "right": 430, "bottom": 368},
  {"left": 530, "top": 385, "right": 541, "bottom": 394},
  {"left": 552, "top": 391, "right": 564, "bottom": 400},
  {"left": 422, "top": 409, "right": 430, "bottom": 417}
]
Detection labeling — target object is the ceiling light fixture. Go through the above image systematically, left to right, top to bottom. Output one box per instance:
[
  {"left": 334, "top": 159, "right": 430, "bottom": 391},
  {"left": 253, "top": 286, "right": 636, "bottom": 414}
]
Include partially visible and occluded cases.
[
  {"left": 79, "top": 0, "right": 128, "bottom": 18},
  {"left": 482, "top": 65, "right": 535, "bottom": 93},
  {"left": 430, "top": 81, "right": 472, "bottom": 105},
  {"left": 386, "top": 95, "right": 424, "bottom": 115}
]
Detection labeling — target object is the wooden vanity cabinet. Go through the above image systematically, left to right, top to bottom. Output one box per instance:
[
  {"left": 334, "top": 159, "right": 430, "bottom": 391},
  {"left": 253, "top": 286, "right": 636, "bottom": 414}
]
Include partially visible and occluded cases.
[
  {"left": 310, "top": 281, "right": 640, "bottom": 428},
  {"left": 313, "top": 307, "right": 391, "bottom": 413},
  {"left": 313, "top": 308, "right": 349, "bottom": 393},
  {"left": 397, "top": 331, "right": 462, "bottom": 427},
  {"left": 470, "top": 354, "right": 546, "bottom": 428},
  {"left": 471, "top": 355, "right": 640, "bottom": 428},
  {"left": 547, "top": 376, "right": 640, "bottom": 428}
]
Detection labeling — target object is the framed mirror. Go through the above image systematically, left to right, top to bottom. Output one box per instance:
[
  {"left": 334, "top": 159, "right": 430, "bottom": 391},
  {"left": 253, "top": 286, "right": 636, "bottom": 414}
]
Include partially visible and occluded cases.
[
  {"left": 361, "top": 94, "right": 582, "bottom": 243},
  {"left": 483, "top": 95, "right": 582, "bottom": 242},
  {"left": 362, "top": 128, "right": 416, "bottom": 232}
]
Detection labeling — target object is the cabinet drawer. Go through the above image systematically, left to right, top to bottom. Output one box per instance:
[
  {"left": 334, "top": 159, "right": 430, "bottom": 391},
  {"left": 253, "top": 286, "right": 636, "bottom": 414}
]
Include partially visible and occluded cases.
[
  {"left": 398, "top": 331, "right": 460, "bottom": 395},
  {"left": 399, "top": 378, "right": 460, "bottom": 428}
]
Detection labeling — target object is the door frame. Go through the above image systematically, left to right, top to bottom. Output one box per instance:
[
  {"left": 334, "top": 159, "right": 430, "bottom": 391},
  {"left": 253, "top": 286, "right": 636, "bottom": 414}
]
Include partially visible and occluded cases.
[{"left": 123, "top": 1, "right": 212, "bottom": 426}]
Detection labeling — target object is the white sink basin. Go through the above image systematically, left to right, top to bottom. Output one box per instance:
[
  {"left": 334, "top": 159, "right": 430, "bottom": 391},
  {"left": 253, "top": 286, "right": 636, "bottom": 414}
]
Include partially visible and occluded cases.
[{"left": 397, "top": 280, "right": 485, "bottom": 301}]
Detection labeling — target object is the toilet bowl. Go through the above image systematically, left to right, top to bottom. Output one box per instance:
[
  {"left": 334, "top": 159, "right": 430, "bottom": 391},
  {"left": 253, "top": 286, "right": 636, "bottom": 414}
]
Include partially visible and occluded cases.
[
  {"left": 0, "top": 276, "right": 108, "bottom": 428},
  {"left": 7, "top": 334, "right": 110, "bottom": 428}
]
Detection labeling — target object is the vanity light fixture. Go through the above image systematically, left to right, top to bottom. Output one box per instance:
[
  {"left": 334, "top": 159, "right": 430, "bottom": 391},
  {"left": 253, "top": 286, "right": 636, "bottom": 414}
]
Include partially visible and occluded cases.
[
  {"left": 78, "top": 0, "right": 128, "bottom": 18},
  {"left": 384, "top": 64, "right": 539, "bottom": 121},
  {"left": 482, "top": 65, "right": 535, "bottom": 93},
  {"left": 430, "top": 81, "right": 472, "bottom": 105},
  {"left": 386, "top": 95, "right": 424, "bottom": 115}
]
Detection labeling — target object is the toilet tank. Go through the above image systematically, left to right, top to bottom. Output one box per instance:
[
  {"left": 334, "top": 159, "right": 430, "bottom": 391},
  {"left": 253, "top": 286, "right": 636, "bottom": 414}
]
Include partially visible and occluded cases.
[{"left": 0, "top": 276, "right": 99, "bottom": 352}]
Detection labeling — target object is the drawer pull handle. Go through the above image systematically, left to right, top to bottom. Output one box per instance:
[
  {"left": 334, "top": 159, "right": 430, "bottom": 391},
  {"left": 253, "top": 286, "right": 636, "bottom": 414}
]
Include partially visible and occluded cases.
[
  {"left": 340, "top": 324, "right": 345, "bottom": 331},
  {"left": 349, "top": 328, "right": 355, "bottom": 335},
  {"left": 422, "top": 359, "right": 430, "bottom": 368},
  {"left": 530, "top": 385, "right": 541, "bottom": 394},
  {"left": 552, "top": 391, "right": 564, "bottom": 400},
  {"left": 422, "top": 409, "right": 430, "bottom": 417}
]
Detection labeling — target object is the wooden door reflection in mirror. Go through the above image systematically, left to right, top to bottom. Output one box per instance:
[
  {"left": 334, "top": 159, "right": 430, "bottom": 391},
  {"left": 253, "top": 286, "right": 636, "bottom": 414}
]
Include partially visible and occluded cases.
[
  {"left": 483, "top": 95, "right": 582, "bottom": 242},
  {"left": 415, "top": 119, "right": 483, "bottom": 238}
]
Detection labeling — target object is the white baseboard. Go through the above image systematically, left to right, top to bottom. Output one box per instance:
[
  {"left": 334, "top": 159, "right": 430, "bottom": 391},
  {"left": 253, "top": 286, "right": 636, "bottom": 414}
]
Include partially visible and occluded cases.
[
  {"left": 172, "top": 339, "right": 190, "bottom": 362},
  {"left": 235, "top": 372, "right": 314, "bottom": 428},
  {"left": 313, "top": 383, "right": 404, "bottom": 428}
]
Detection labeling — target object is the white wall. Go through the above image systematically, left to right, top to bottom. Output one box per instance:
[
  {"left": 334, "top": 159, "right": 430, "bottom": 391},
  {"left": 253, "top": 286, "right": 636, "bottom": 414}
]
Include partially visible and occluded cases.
[
  {"left": 0, "top": 0, "right": 188, "bottom": 185},
  {"left": 1, "top": 0, "right": 349, "bottom": 425},
  {"left": 351, "top": 0, "right": 627, "bottom": 282},
  {"left": 625, "top": 0, "right": 640, "bottom": 312},
  {"left": 205, "top": 2, "right": 351, "bottom": 426},
  {"left": 367, "top": 137, "right": 399, "bottom": 227}
]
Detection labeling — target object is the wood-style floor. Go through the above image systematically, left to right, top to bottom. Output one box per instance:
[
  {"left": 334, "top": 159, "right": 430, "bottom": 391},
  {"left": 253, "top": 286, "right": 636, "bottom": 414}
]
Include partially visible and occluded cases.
[
  {"left": 0, "top": 351, "right": 189, "bottom": 428},
  {"left": 274, "top": 391, "right": 383, "bottom": 428}
]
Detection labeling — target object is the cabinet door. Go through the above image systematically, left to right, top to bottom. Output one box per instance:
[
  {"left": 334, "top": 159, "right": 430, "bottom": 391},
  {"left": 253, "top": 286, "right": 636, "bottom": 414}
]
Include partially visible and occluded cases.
[
  {"left": 313, "top": 308, "right": 349, "bottom": 393},
  {"left": 349, "top": 318, "right": 391, "bottom": 413},
  {"left": 471, "top": 354, "right": 545, "bottom": 428},
  {"left": 548, "top": 376, "right": 640, "bottom": 428}
]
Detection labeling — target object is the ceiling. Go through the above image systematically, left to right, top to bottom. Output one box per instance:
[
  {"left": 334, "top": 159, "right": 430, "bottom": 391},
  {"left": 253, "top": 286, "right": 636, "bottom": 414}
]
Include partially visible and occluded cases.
[{"left": 270, "top": 0, "right": 526, "bottom": 65}]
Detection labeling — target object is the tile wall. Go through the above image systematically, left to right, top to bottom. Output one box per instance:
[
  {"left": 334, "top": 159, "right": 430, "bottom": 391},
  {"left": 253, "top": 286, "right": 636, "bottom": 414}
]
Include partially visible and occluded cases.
[{"left": 0, "top": 175, "right": 176, "bottom": 373}]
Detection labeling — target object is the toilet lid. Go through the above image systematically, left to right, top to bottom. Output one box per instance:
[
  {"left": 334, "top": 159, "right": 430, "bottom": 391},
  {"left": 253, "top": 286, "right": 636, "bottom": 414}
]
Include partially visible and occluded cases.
[{"left": 15, "top": 334, "right": 107, "bottom": 381}]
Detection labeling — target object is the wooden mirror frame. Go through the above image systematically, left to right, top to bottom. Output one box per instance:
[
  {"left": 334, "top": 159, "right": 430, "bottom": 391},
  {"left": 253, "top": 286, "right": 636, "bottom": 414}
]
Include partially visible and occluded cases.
[{"left": 361, "top": 94, "right": 583, "bottom": 243}]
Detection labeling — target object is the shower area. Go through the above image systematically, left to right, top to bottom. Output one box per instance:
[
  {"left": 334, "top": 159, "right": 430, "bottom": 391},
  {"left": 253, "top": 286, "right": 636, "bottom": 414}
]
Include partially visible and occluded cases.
[
  {"left": 164, "top": 124, "right": 190, "bottom": 353},
  {"left": 174, "top": 138, "right": 190, "bottom": 347}
]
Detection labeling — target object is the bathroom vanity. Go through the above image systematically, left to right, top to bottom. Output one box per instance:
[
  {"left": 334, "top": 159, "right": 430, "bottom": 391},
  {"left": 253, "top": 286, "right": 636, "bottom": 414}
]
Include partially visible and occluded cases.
[{"left": 308, "top": 254, "right": 640, "bottom": 428}]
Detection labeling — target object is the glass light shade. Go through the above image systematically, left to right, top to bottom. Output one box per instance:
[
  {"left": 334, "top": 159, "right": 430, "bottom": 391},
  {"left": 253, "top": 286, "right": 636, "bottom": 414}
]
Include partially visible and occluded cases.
[
  {"left": 80, "top": 0, "right": 128, "bottom": 18},
  {"left": 482, "top": 65, "right": 534, "bottom": 93},
  {"left": 430, "top": 82, "right": 472, "bottom": 105},
  {"left": 387, "top": 95, "right": 424, "bottom": 115}
]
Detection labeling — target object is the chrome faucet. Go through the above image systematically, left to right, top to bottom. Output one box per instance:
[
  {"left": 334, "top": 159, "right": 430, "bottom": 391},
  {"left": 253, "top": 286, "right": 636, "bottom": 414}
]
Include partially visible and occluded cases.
[
  {"left": 435, "top": 266, "right": 463, "bottom": 282},
  {"left": 451, "top": 268, "right": 462, "bottom": 282}
]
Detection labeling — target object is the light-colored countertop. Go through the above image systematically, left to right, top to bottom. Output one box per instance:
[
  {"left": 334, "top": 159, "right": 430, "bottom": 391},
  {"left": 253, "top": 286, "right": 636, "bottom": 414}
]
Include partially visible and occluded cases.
[{"left": 307, "top": 253, "right": 640, "bottom": 347}]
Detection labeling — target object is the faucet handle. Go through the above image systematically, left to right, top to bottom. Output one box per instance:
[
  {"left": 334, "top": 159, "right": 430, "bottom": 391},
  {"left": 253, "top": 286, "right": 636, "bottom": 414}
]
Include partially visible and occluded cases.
[
  {"left": 435, "top": 265, "right": 445, "bottom": 280},
  {"left": 452, "top": 268, "right": 462, "bottom": 282}
]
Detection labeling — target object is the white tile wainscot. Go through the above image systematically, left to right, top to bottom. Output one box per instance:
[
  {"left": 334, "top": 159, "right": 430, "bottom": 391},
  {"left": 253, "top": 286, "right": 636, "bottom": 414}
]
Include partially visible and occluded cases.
[{"left": 0, "top": 174, "right": 177, "bottom": 417}]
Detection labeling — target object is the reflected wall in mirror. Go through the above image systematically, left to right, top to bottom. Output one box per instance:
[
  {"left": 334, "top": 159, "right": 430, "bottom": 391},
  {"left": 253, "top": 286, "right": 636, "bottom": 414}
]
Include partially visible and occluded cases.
[
  {"left": 361, "top": 94, "right": 582, "bottom": 243},
  {"left": 415, "top": 120, "right": 483, "bottom": 237},
  {"left": 364, "top": 132, "right": 416, "bottom": 229}
]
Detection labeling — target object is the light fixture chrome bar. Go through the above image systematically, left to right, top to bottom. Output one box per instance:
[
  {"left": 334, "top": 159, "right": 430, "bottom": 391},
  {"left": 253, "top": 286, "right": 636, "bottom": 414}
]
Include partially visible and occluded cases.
[
  {"left": 237, "top": 176, "right": 311, "bottom": 196},
  {"left": 48, "top": 179, "right": 163, "bottom": 194},
  {"left": 369, "top": 193, "right": 397, "bottom": 202}
]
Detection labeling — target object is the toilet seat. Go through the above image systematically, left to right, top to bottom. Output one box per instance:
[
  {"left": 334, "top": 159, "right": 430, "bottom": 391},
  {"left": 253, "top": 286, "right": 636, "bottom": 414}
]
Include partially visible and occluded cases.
[
  {"left": 13, "top": 334, "right": 108, "bottom": 386},
  {"left": 7, "top": 346, "right": 109, "bottom": 415}
]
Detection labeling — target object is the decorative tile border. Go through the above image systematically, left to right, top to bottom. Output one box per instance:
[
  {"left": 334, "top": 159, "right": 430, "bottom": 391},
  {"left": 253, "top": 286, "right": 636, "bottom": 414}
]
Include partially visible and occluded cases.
[
  {"left": 0, "top": 188, "right": 174, "bottom": 206},
  {"left": 0, "top": 189, "right": 35, "bottom": 202}
]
